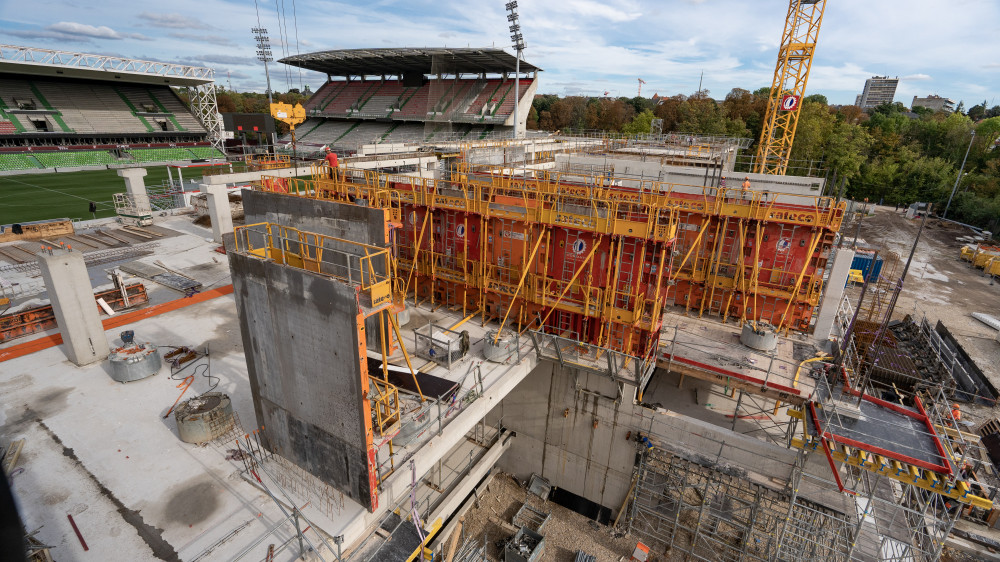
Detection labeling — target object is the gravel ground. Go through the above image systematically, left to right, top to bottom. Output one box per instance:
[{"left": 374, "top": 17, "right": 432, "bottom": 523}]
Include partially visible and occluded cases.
[
  {"left": 849, "top": 207, "right": 1000, "bottom": 415},
  {"left": 458, "top": 472, "right": 685, "bottom": 562}
]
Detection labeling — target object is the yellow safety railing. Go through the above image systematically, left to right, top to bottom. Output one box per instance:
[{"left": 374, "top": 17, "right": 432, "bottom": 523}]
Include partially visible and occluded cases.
[
  {"left": 246, "top": 153, "right": 291, "bottom": 171},
  {"left": 233, "top": 222, "right": 394, "bottom": 309},
  {"left": 368, "top": 376, "right": 400, "bottom": 438}
]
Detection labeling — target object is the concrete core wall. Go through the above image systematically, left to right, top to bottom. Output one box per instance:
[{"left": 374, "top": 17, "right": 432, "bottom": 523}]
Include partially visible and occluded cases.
[
  {"left": 556, "top": 154, "right": 826, "bottom": 197},
  {"left": 243, "top": 189, "right": 390, "bottom": 349},
  {"left": 243, "top": 190, "right": 388, "bottom": 248},
  {"left": 229, "top": 252, "right": 373, "bottom": 510},
  {"left": 488, "top": 362, "right": 638, "bottom": 516}
]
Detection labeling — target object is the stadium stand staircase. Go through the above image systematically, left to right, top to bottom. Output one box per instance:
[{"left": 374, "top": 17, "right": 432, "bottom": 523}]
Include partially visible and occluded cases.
[
  {"left": 32, "top": 79, "right": 146, "bottom": 134},
  {"left": 115, "top": 85, "right": 188, "bottom": 132},
  {"left": 396, "top": 85, "right": 431, "bottom": 119},
  {"left": 150, "top": 87, "right": 205, "bottom": 132},
  {"left": 0, "top": 96, "right": 26, "bottom": 133},
  {"left": 337, "top": 122, "right": 392, "bottom": 145}
]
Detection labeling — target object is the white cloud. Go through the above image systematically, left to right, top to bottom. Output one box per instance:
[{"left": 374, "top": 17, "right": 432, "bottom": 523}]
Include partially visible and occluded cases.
[
  {"left": 137, "top": 12, "right": 213, "bottom": 30},
  {"left": 48, "top": 21, "right": 150, "bottom": 40},
  {"left": 168, "top": 32, "right": 236, "bottom": 47}
]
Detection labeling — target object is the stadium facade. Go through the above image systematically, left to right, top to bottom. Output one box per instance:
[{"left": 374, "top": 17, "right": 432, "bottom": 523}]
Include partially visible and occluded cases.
[
  {"left": 0, "top": 44, "right": 225, "bottom": 174},
  {"left": 278, "top": 47, "right": 540, "bottom": 152}
]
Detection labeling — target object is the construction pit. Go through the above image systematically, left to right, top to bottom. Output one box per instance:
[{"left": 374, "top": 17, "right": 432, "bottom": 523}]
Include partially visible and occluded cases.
[{"left": 2, "top": 135, "right": 1000, "bottom": 562}]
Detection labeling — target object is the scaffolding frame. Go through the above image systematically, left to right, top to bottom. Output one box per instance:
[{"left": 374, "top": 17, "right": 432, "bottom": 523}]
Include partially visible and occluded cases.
[
  {"left": 256, "top": 142, "right": 844, "bottom": 363},
  {"left": 627, "top": 448, "right": 854, "bottom": 561}
]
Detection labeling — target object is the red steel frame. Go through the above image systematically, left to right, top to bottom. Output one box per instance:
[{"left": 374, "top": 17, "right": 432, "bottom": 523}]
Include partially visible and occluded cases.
[{"left": 811, "top": 365, "right": 954, "bottom": 476}]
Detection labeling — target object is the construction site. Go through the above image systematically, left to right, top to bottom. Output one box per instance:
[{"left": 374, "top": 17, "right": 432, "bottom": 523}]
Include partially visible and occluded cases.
[{"left": 3, "top": 1, "right": 1000, "bottom": 561}]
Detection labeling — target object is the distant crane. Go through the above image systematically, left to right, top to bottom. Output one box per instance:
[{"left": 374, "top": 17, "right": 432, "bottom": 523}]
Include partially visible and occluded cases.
[
  {"left": 755, "top": 0, "right": 827, "bottom": 175},
  {"left": 637, "top": 78, "right": 646, "bottom": 97}
]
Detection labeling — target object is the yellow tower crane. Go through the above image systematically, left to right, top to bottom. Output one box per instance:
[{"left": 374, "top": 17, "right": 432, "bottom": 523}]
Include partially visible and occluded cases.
[{"left": 754, "top": 0, "right": 827, "bottom": 175}]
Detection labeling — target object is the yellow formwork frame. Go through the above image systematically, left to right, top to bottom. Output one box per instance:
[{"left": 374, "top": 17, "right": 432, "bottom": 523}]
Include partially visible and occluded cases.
[
  {"left": 755, "top": 0, "right": 827, "bottom": 175},
  {"left": 257, "top": 168, "right": 844, "bottom": 345}
]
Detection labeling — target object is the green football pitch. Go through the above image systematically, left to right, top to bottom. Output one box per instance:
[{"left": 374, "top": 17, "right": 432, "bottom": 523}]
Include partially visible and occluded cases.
[{"left": 0, "top": 167, "right": 194, "bottom": 225}]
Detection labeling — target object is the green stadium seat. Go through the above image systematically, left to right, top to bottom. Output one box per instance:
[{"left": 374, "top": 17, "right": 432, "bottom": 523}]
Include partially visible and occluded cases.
[
  {"left": 186, "top": 146, "right": 227, "bottom": 159},
  {"left": 127, "top": 148, "right": 198, "bottom": 162},
  {"left": 32, "top": 150, "right": 118, "bottom": 168},
  {"left": 0, "top": 153, "right": 42, "bottom": 171}
]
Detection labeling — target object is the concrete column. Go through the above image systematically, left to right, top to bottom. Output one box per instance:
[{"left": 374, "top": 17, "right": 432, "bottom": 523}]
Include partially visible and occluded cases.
[
  {"left": 117, "top": 168, "right": 151, "bottom": 215},
  {"left": 204, "top": 183, "right": 233, "bottom": 243},
  {"left": 813, "top": 247, "right": 855, "bottom": 341},
  {"left": 37, "top": 249, "right": 109, "bottom": 366}
]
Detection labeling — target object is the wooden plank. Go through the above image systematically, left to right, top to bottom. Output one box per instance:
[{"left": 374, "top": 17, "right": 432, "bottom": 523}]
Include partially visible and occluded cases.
[
  {"left": 123, "top": 225, "right": 163, "bottom": 238},
  {"left": 121, "top": 226, "right": 155, "bottom": 239},
  {"left": 95, "top": 229, "right": 131, "bottom": 244},
  {"left": 77, "top": 233, "right": 115, "bottom": 247},
  {"left": 64, "top": 235, "right": 100, "bottom": 249},
  {"left": 0, "top": 248, "right": 25, "bottom": 264},
  {"left": 3, "top": 439, "right": 24, "bottom": 473}
]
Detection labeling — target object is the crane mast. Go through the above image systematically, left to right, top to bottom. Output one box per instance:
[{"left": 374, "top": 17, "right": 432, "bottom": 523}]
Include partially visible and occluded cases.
[{"left": 754, "top": 0, "right": 827, "bottom": 175}]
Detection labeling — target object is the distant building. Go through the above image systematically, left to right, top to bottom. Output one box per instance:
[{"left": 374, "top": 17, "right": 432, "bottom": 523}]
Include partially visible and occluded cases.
[
  {"left": 856, "top": 76, "right": 899, "bottom": 110},
  {"left": 911, "top": 95, "right": 956, "bottom": 113}
]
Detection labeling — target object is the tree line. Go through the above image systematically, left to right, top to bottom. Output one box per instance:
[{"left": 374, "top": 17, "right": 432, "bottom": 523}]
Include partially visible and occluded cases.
[{"left": 527, "top": 90, "right": 1000, "bottom": 231}]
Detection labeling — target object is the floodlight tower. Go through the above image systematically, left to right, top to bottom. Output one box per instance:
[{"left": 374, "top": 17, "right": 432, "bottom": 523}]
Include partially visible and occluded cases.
[
  {"left": 506, "top": 1, "right": 525, "bottom": 139},
  {"left": 253, "top": 27, "right": 274, "bottom": 104}
]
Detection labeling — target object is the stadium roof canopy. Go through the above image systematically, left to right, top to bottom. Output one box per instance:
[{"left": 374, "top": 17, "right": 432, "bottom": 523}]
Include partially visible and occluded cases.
[
  {"left": 0, "top": 44, "right": 214, "bottom": 87},
  {"left": 280, "top": 47, "right": 540, "bottom": 77}
]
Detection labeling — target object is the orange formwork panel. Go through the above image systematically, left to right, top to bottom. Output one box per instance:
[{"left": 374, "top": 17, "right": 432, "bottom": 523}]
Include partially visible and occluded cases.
[
  {"left": 258, "top": 164, "right": 843, "bottom": 358},
  {"left": 0, "top": 285, "right": 234, "bottom": 363}
]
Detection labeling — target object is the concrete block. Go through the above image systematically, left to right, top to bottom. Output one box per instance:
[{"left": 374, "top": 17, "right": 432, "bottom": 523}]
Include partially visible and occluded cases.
[
  {"left": 117, "top": 167, "right": 151, "bottom": 215},
  {"left": 205, "top": 183, "right": 234, "bottom": 243},
  {"left": 813, "top": 247, "right": 855, "bottom": 341},
  {"left": 37, "top": 249, "right": 109, "bottom": 365},
  {"left": 229, "top": 252, "right": 373, "bottom": 509}
]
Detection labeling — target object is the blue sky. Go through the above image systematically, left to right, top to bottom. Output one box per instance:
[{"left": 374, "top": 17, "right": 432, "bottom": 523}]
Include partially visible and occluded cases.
[{"left": 1, "top": 0, "right": 998, "bottom": 107}]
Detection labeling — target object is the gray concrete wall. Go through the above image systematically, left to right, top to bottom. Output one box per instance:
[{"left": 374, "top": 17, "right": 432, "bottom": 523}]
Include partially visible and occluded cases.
[
  {"left": 556, "top": 154, "right": 826, "bottom": 198},
  {"left": 243, "top": 189, "right": 390, "bottom": 349},
  {"left": 243, "top": 190, "right": 388, "bottom": 249},
  {"left": 813, "top": 247, "right": 855, "bottom": 341},
  {"left": 229, "top": 252, "right": 374, "bottom": 510},
  {"left": 490, "top": 360, "right": 806, "bottom": 520},
  {"left": 489, "top": 362, "right": 636, "bottom": 514}
]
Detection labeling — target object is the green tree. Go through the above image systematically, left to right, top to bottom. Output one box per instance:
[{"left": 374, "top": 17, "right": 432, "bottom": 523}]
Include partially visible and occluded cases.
[{"left": 623, "top": 109, "right": 655, "bottom": 135}]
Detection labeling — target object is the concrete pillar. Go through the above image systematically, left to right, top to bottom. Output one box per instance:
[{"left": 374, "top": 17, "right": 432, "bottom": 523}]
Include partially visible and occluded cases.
[
  {"left": 117, "top": 168, "right": 151, "bottom": 215},
  {"left": 204, "top": 183, "right": 233, "bottom": 243},
  {"left": 813, "top": 248, "right": 855, "bottom": 341},
  {"left": 37, "top": 249, "right": 109, "bottom": 366}
]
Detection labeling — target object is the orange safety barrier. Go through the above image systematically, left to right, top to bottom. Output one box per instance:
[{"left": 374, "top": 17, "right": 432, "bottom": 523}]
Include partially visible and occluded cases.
[{"left": 0, "top": 285, "right": 235, "bottom": 363}]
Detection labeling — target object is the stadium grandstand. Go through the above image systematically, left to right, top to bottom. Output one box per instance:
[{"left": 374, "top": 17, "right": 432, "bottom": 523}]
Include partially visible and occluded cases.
[
  {"left": 0, "top": 44, "right": 226, "bottom": 174},
  {"left": 278, "top": 47, "right": 539, "bottom": 153}
]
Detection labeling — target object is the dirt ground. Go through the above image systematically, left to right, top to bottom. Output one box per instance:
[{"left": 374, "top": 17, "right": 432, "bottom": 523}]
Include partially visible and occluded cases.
[
  {"left": 848, "top": 206, "right": 1000, "bottom": 416},
  {"left": 459, "top": 472, "right": 676, "bottom": 562}
]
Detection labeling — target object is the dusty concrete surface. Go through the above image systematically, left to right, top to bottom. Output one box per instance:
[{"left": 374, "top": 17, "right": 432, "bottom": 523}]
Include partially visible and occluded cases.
[
  {"left": 849, "top": 206, "right": 1000, "bottom": 396},
  {"left": 459, "top": 473, "right": 687, "bottom": 562}
]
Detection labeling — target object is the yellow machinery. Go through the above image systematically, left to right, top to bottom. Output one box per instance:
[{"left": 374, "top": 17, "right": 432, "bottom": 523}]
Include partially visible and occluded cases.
[
  {"left": 755, "top": 0, "right": 827, "bottom": 175},
  {"left": 269, "top": 101, "right": 307, "bottom": 164},
  {"left": 960, "top": 245, "right": 975, "bottom": 262},
  {"left": 972, "top": 245, "right": 1000, "bottom": 269},
  {"left": 986, "top": 256, "right": 1000, "bottom": 277}
]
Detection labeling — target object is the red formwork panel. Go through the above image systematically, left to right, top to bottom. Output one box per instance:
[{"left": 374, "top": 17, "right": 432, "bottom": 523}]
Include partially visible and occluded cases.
[{"left": 314, "top": 173, "right": 841, "bottom": 357}]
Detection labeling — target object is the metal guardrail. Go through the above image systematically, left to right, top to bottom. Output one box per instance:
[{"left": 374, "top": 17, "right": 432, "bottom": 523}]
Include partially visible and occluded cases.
[{"left": 233, "top": 222, "right": 393, "bottom": 309}]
